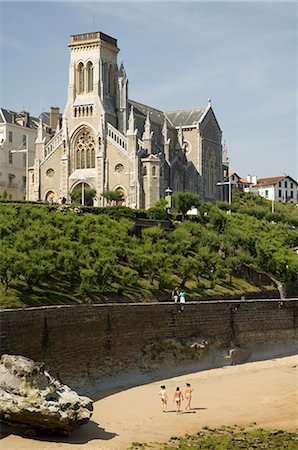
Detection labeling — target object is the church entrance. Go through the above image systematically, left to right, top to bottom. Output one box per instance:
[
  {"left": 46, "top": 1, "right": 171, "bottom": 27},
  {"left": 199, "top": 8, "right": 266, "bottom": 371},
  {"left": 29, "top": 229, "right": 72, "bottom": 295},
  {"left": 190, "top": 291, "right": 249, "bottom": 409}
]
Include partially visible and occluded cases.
[{"left": 70, "top": 182, "right": 96, "bottom": 206}]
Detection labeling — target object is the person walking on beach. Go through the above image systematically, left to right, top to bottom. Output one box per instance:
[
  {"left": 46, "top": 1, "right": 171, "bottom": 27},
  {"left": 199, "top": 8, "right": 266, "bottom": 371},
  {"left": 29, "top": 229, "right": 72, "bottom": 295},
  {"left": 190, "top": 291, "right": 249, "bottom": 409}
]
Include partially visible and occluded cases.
[
  {"left": 172, "top": 286, "right": 180, "bottom": 303},
  {"left": 179, "top": 289, "right": 185, "bottom": 312},
  {"left": 185, "top": 383, "right": 193, "bottom": 411},
  {"left": 159, "top": 385, "right": 167, "bottom": 412},
  {"left": 173, "top": 387, "right": 184, "bottom": 414}
]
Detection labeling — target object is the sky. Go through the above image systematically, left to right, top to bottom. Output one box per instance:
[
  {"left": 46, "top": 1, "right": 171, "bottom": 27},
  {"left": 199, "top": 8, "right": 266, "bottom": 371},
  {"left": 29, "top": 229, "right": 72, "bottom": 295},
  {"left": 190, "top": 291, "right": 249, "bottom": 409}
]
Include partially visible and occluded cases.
[{"left": 0, "top": 1, "right": 297, "bottom": 180}]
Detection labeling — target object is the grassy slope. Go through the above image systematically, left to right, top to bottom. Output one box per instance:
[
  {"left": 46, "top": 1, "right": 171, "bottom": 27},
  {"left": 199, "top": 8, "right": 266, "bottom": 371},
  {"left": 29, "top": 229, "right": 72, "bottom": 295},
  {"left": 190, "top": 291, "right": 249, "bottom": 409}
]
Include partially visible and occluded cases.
[{"left": 0, "top": 272, "right": 277, "bottom": 309}]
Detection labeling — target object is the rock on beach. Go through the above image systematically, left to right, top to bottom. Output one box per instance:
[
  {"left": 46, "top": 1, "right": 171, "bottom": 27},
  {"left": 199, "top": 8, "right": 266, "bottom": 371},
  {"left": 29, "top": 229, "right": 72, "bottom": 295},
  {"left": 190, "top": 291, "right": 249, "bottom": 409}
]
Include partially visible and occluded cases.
[{"left": 0, "top": 354, "right": 93, "bottom": 434}]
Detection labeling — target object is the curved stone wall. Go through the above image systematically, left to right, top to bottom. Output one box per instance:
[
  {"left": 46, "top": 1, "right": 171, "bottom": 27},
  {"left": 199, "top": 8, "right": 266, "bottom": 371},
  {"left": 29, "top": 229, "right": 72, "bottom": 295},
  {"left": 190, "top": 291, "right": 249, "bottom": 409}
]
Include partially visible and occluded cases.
[{"left": 1, "top": 299, "right": 297, "bottom": 389}]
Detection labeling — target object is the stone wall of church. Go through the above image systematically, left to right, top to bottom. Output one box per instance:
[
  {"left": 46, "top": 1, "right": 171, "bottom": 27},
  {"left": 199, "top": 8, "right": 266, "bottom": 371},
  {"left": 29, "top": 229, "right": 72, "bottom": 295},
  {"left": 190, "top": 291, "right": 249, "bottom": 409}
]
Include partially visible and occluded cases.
[
  {"left": 106, "top": 141, "right": 130, "bottom": 196},
  {"left": 40, "top": 145, "right": 63, "bottom": 201},
  {"left": 1, "top": 299, "right": 297, "bottom": 390}
]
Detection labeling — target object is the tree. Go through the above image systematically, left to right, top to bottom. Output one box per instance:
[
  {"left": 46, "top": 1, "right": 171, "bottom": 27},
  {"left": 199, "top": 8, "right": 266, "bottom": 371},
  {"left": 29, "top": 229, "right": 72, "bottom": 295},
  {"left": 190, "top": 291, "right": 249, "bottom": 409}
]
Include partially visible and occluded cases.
[
  {"left": 101, "top": 190, "right": 124, "bottom": 205},
  {"left": 172, "top": 192, "right": 200, "bottom": 219},
  {"left": 147, "top": 200, "right": 169, "bottom": 220},
  {"left": 0, "top": 245, "right": 18, "bottom": 291}
]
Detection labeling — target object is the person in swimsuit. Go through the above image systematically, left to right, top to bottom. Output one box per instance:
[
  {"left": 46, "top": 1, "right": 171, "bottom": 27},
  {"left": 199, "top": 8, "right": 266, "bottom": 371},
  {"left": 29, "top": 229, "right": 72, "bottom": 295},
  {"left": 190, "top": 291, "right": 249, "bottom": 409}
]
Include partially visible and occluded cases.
[
  {"left": 185, "top": 383, "right": 193, "bottom": 411},
  {"left": 159, "top": 385, "right": 167, "bottom": 412},
  {"left": 173, "top": 387, "right": 184, "bottom": 414}
]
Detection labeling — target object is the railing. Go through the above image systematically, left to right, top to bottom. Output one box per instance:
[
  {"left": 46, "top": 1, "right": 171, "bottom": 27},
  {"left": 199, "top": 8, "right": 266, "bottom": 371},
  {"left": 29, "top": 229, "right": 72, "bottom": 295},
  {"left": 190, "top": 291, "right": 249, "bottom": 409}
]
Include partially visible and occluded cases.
[
  {"left": 70, "top": 32, "right": 117, "bottom": 47},
  {"left": 71, "top": 32, "right": 100, "bottom": 42},
  {"left": 107, "top": 123, "right": 127, "bottom": 155},
  {"left": 44, "top": 129, "right": 63, "bottom": 161},
  {"left": 0, "top": 181, "right": 6, "bottom": 187},
  {"left": 8, "top": 182, "right": 18, "bottom": 189}
]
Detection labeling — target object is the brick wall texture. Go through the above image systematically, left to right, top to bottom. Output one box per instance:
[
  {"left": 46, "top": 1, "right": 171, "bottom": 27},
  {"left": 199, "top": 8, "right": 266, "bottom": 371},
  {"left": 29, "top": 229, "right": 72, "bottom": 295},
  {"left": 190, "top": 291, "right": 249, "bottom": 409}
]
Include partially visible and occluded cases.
[{"left": 1, "top": 299, "right": 297, "bottom": 388}]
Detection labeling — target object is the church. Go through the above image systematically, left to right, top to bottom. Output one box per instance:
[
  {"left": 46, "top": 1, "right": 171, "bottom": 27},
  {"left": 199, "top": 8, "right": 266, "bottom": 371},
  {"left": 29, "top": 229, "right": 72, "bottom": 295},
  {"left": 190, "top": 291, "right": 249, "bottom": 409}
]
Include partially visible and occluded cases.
[{"left": 28, "top": 31, "right": 226, "bottom": 208}]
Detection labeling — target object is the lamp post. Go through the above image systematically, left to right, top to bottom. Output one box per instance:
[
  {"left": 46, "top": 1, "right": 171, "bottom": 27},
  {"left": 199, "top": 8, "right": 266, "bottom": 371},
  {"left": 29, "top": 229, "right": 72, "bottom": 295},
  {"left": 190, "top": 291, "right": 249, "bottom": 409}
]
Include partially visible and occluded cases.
[
  {"left": 10, "top": 133, "right": 29, "bottom": 200},
  {"left": 217, "top": 173, "right": 231, "bottom": 214},
  {"left": 165, "top": 186, "right": 173, "bottom": 213}
]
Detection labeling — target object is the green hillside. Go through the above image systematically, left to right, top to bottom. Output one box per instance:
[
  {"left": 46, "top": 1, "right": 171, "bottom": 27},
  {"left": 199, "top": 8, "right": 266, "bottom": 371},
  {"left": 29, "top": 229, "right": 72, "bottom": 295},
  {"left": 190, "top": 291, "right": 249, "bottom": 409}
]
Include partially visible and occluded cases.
[{"left": 0, "top": 193, "right": 297, "bottom": 308}]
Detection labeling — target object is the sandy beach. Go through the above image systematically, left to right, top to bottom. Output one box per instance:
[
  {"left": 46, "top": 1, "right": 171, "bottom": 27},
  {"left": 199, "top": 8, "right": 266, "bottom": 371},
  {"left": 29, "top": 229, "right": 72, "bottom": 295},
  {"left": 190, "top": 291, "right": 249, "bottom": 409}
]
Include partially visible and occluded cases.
[{"left": 1, "top": 355, "right": 297, "bottom": 450}]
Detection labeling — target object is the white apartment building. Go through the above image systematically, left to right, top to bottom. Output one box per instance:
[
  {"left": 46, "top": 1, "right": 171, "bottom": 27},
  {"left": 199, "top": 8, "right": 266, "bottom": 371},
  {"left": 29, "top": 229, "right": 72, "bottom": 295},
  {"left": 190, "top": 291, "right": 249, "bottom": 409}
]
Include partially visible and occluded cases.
[
  {"left": 0, "top": 109, "right": 54, "bottom": 200},
  {"left": 245, "top": 175, "right": 297, "bottom": 204}
]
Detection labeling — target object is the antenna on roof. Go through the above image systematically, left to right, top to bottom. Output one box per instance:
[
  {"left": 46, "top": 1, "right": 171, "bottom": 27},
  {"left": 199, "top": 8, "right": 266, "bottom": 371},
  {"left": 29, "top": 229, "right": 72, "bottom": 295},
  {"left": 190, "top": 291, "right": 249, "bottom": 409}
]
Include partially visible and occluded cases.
[{"left": 208, "top": 98, "right": 211, "bottom": 107}]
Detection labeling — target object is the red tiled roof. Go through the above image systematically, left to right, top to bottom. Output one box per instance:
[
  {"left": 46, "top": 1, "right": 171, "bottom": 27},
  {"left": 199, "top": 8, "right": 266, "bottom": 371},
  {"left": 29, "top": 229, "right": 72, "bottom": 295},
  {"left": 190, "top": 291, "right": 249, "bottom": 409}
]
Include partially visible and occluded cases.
[
  {"left": 257, "top": 176, "right": 286, "bottom": 186},
  {"left": 239, "top": 178, "right": 251, "bottom": 184}
]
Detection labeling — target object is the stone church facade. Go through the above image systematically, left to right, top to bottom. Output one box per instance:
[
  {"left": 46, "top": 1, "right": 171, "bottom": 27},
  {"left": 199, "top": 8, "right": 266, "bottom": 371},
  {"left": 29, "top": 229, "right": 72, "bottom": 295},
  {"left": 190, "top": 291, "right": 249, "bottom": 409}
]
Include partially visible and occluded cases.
[{"left": 28, "top": 31, "right": 224, "bottom": 208}]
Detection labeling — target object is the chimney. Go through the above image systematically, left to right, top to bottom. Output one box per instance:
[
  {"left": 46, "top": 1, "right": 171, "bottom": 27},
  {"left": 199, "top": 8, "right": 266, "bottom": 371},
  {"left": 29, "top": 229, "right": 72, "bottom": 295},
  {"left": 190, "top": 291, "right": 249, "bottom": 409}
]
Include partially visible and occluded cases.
[
  {"left": 50, "top": 107, "right": 60, "bottom": 130},
  {"left": 23, "top": 111, "right": 29, "bottom": 127}
]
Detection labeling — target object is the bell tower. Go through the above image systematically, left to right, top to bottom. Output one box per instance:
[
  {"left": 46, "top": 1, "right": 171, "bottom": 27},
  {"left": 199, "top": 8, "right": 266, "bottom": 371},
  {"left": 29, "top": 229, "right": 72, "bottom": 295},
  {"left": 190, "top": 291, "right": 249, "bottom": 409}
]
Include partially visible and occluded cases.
[{"left": 64, "top": 31, "right": 120, "bottom": 126}]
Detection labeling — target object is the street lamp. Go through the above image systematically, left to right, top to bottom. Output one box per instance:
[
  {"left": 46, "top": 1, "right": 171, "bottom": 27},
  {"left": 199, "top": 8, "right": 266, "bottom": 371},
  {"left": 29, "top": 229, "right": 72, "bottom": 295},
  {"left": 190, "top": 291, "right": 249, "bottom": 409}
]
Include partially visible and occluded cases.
[
  {"left": 10, "top": 133, "right": 29, "bottom": 200},
  {"left": 217, "top": 173, "right": 231, "bottom": 214},
  {"left": 165, "top": 187, "right": 173, "bottom": 212}
]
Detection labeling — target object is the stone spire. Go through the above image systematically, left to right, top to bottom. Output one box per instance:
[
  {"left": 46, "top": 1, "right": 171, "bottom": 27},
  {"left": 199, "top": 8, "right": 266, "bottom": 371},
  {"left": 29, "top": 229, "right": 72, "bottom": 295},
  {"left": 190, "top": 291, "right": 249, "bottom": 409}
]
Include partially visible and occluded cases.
[
  {"left": 117, "top": 60, "right": 128, "bottom": 133},
  {"left": 127, "top": 105, "right": 136, "bottom": 135},
  {"left": 142, "top": 111, "right": 153, "bottom": 141},
  {"left": 142, "top": 111, "right": 153, "bottom": 153},
  {"left": 36, "top": 115, "right": 45, "bottom": 144},
  {"left": 162, "top": 117, "right": 170, "bottom": 163},
  {"left": 177, "top": 126, "right": 184, "bottom": 148},
  {"left": 222, "top": 140, "right": 229, "bottom": 166}
]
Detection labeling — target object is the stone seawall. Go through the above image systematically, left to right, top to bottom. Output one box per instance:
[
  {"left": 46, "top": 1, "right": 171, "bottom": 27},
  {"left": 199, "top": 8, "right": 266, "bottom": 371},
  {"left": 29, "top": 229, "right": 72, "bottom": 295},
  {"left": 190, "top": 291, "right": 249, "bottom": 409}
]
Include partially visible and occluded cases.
[{"left": 0, "top": 299, "right": 297, "bottom": 389}]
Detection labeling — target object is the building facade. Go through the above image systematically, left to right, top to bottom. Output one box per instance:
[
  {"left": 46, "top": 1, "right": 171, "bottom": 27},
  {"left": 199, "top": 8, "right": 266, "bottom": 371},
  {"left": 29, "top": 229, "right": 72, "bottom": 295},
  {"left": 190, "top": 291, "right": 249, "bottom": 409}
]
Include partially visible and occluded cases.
[
  {"left": 28, "top": 31, "right": 225, "bottom": 208},
  {"left": 0, "top": 110, "right": 39, "bottom": 200},
  {"left": 243, "top": 175, "right": 298, "bottom": 205},
  {"left": 254, "top": 176, "right": 297, "bottom": 204}
]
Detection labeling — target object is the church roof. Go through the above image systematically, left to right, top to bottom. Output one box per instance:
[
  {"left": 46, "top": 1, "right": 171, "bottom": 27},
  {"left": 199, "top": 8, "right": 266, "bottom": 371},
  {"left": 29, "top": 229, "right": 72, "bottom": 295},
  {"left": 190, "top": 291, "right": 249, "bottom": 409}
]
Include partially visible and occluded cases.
[
  {"left": 128, "top": 99, "right": 170, "bottom": 127},
  {"left": 128, "top": 100, "right": 207, "bottom": 129},
  {"left": 165, "top": 108, "right": 206, "bottom": 127}
]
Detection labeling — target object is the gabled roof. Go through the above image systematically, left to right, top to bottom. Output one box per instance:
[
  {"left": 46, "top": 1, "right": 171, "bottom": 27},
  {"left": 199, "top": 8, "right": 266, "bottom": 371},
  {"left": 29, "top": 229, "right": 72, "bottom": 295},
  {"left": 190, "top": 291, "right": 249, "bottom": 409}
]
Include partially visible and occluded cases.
[
  {"left": 128, "top": 99, "right": 168, "bottom": 127},
  {"left": 165, "top": 108, "right": 205, "bottom": 127},
  {"left": 229, "top": 172, "right": 241, "bottom": 180},
  {"left": 257, "top": 176, "right": 297, "bottom": 186}
]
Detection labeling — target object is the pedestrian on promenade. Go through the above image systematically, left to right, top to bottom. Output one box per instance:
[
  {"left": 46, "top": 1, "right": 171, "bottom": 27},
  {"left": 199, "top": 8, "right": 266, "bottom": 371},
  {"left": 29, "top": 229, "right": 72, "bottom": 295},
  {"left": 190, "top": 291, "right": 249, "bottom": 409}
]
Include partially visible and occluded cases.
[
  {"left": 172, "top": 286, "right": 180, "bottom": 303},
  {"left": 179, "top": 289, "right": 185, "bottom": 312}
]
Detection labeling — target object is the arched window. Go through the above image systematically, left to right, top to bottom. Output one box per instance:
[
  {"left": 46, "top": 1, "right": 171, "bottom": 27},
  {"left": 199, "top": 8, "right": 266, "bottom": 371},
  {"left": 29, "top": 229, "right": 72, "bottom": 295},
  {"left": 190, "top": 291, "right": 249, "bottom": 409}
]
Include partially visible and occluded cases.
[
  {"left": 86, "top": 61, "right": 93, "bottom": 92},
  {"left": 77, "top": 62, "right": 85, "bottom": 94},
  {"left": 104, "top": 62, "right": 108, "bottom": 96},
  {"left": 108, "top": 64, "right": 114, "bottom": 95},
  {"left": 75, "top": 128, "right": 96, "bottom": 169},
  {"left": 206, "top": 147, "right": 216, "bottom": 197},
  {"left": 86, "top": 148, "right": 91, "bottom": 168},
  {"left": 76, "top": 149, "right": 81, "bottom": 169},
  {"left": 81, "top": 149, "right": 85, "bottom": 168},
  {"left": 143, "top": 166, "right": 147, "bottom": 176},
  {"left": 152, "top": 166, "right": 156, "bottom": 177},
  {"left": 174, "top": 174, "right": 180, "bottom": 192},
  {"left": 115, "top": 187, "right": 125, "bottom": 206}
]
